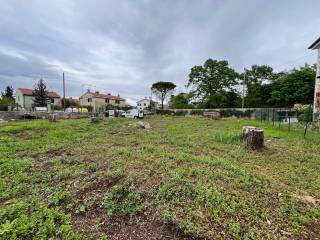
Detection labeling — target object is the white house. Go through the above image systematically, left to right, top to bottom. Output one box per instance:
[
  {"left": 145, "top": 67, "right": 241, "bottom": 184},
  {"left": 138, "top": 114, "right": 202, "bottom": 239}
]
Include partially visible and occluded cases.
[
  {"left": 309, "top": 37, "right": 320, "bottom": 120},
  {"left": 16, "top": 88, "right": 61, "bottom": 111},
  {"left": 136, "top": 97, "right": 169, "bottom": 110},
  {"left": 137, "top": 98, "right": 153, "bottom": 110}
]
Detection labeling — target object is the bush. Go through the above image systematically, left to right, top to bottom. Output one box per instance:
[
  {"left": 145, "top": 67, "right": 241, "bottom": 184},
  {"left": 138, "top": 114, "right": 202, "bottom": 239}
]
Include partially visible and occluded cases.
[
  {"left": 298, "top": 107, "right": 313, "bottom": 123},
  {"left": 155, "top": 109, "right": 172, "bottom": 115},
  {"left": 173, "top": 110, "right": 188, "bottom": 116},
  {"left": 190, "top": 110, "right": 204, "bottom": 115}
]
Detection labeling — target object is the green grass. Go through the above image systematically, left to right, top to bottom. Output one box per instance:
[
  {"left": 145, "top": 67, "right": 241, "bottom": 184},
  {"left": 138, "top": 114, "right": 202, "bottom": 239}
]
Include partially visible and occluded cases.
[{"left": 0, "top": 116, "right": 319, "bottom": 239}]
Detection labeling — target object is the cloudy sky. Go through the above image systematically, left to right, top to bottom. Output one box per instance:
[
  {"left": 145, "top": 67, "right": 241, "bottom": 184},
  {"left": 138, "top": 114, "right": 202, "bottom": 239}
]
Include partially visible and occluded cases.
[{"left": 0, "top": 0, "right": 319, "bottom": 104}]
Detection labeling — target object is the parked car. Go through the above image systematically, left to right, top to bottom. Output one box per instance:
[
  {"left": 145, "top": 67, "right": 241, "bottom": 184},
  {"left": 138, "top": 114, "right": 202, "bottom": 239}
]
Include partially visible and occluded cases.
[{"left": 123, "top": 109, "right": 144, "bottom": 119}]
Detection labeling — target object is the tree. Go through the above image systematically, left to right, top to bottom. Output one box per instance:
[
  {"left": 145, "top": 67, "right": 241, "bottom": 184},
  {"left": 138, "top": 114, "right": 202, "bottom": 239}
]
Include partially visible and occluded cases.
[
  {"left": 188, "top": 59, "right": 238, "bottom": 108},
  {"left": 269, "top": 65, "right": 315, "bottom": 106},
  {"left": 33, "top": 79, "right": 48, "bottom": 107},
  {"left": 151, "top": 81, "right": 176, "bottom": 109},
  {"left": 0, "top": 86, "right": 15, "bottom": 111},
  {"left": 2, "top": 86, "right": 14, "bottom": 100},
  {"left": 169, "top": 93, "right": 193, "bottom": 109}
]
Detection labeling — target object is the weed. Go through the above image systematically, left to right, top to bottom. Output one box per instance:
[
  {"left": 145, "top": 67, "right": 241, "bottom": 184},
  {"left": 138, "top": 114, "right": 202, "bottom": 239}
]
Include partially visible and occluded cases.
[{"left": 103, "top": 182, "right": 144, "bottom": 217}]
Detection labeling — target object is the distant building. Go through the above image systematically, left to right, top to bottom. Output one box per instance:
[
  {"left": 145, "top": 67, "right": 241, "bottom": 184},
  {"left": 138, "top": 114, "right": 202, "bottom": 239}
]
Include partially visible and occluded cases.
[
  {"left": 309, "top": 37, "right": 320, "bottom": 120},
  {"left": 16, "top": 88, "right": 61, "bottom": 111},
  {"left": 79, "top": 90, "right": 126, "bottom": 112},
  {"left": 136, "top": 97, "right": 168, "bottom": 110},
  {"left": 137, "top": 98, "right": 154, "bottom": 110}
]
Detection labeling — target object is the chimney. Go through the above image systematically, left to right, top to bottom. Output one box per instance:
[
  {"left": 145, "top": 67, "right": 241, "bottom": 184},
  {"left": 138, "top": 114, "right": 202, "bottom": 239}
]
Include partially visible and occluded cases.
[
  {"left": 87, "top": 89, "right": 90, "bottom": 93},
  {"left": 95, "top": 91, "right": 99, "bottom": 94},
  {"left": 107, "top": 93, "right": 111, "bottom": 96},
  {"left": 118, "top": 94, "right": 120, "bottom": 97}
]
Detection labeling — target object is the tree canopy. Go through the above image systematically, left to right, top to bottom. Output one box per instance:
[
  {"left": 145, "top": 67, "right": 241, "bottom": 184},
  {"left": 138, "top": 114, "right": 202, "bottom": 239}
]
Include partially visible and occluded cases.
[
  {"left": 183, "top": 59, "right": 315, "bottom": 109},
  {"left": 188, "top": 59, "right": 239, "bottom": 108},
  {"left": 269, "top": 65, "right": 315, "bottom": 106},
  {"left": 33, "top": 79, "right": 48, "bottom": 107},
  {"left": 151, "top": 81, "right": 176, "bottom": 109},
  {"left": 0, "top": 86, "right": 15, "bottom": 111},
  {"left": 2, "top": 86, "right": 14, "bottom": 100},
  {"left": 169, "top": 93, "right": 192, "bottom": 109}
]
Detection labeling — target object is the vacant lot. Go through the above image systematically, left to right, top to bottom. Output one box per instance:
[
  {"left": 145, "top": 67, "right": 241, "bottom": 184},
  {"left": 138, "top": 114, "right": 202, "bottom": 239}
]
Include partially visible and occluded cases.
[{"left": 0, "top": 116, "right": 319, "bottom": 239}]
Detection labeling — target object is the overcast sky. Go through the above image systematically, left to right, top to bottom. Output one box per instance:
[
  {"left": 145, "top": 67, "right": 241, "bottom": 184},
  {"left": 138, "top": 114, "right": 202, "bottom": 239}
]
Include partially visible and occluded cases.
[{"left": 0, "top": 0, "right": 319, "bottom": 104}]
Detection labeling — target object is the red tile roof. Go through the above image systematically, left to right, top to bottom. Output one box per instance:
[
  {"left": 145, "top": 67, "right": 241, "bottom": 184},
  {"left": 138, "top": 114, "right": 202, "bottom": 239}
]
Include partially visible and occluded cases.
[
  {"left": 18, "top": 88, "right": 61, "bottom": 98},
  {"left": 88, "top": 91, "right": 124, "bottom": 100}
]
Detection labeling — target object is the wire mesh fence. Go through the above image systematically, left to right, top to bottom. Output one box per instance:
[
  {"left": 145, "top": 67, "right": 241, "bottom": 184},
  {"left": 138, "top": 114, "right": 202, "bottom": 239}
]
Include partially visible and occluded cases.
[{"left": 253, "top": 105, "right": 313, "bottom": 138}]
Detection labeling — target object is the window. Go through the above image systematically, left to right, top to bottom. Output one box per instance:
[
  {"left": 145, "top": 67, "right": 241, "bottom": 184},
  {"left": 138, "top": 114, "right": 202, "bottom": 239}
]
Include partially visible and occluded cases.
[
  {"left": 51, "top": 98, "right": 54, "bottom": 104},
  {"left": 88, "top": 98, "right": 92, "bottom": 102},
  {"left": 105, "top": 98, "right": 109, "bottom": 103},
  {"left": 115, "top": 100, "right": 120, "bottom": 104},
  {"left": 144, "top": 103, "right": 146, "bottom": 106}
]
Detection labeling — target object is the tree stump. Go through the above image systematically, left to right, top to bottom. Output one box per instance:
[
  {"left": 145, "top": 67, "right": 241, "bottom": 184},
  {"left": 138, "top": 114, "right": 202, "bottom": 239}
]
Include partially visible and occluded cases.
[
  {"left": 48, "top": 114, "right": 58, "bottom": 122},
  {"left": 242, "top": 126, "right": 264, "bottom": 150}
]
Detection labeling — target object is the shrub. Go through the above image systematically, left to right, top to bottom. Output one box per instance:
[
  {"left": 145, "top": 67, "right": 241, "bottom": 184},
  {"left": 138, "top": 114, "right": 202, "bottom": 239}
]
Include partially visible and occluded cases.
[
  {"left": 298, "top": 107, "right": 313, "bottom": 123},
  {"left": 155, "top": 109, "right": 172, "bottom": 115},
  {"left": 173, "top": 110, "right": 187, "bottom": 116},
  {"left": 190, "top": 110, "right": 204, "bottom": 115}
]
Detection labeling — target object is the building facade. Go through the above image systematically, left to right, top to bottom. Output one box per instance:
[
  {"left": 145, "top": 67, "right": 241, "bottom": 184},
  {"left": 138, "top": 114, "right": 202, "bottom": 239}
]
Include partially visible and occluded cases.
[
  {"left": 309, "top": 37, "right": 320, "bottom": 120},
  {"left": 16, "top": 88, "right": 61, "bottom": 111},
  {"left": 79, "top": 90, "right": 126, "bottom": 112},
  {"left": 136, "top": 98, "right": 169, "bottom": 110}
]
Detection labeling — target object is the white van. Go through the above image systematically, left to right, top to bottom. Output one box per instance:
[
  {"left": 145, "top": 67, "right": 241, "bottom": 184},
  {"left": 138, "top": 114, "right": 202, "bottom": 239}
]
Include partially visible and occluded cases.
[{"left": 123, "top": 109, "right": 144, "bottom": 119}]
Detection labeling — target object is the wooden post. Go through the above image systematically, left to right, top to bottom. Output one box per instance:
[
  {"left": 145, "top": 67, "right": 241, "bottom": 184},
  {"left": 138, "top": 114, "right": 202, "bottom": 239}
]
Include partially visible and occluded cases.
[{"left": 242, "top": 126, "right": 264, "bottom": 150}]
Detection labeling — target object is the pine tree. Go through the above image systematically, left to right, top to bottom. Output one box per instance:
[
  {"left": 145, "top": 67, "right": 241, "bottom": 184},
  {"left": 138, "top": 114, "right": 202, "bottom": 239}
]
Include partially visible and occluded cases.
[
  {"left": 33, "top": 79, "right": 48, "bottom": 107},
  {"left": 1, "top": 86, "right": 14, "bottom": 99}
]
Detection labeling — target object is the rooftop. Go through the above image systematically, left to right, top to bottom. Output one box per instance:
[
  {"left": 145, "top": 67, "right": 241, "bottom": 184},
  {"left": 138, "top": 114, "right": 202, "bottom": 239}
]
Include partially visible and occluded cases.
[
  {"left": 308, "top": 37, "right": 320, "bottom": 49},
  {"left": 18, "top": 88, "right": 60, "bottom": 98},
  {"left": 87, "top": 91, "right": 124, "bottom": 101}
]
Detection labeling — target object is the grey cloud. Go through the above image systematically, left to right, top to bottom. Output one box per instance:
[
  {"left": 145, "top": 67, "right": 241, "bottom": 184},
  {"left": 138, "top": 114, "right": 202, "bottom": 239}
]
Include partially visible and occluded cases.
[{"left": 0, "top": 0, "right": 319, "bottom": 104}]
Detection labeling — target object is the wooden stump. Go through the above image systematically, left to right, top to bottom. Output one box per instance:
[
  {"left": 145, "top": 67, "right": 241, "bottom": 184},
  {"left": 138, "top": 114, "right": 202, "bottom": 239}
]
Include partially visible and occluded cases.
[
  {"left": 48, "top": 114, "right": 58, "bottom": 122},
  {"left": 242, "top": 126, "right": 264, "bottom": 150}
]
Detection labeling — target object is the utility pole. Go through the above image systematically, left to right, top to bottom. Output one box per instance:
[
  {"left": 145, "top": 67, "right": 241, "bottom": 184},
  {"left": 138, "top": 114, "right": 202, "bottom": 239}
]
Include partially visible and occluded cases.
[
  {"left": 242, "top": 70, "right": 246, "bottom": 109},
  {"left": 63, "top": 72, "right": 66, "bottom": 111}
]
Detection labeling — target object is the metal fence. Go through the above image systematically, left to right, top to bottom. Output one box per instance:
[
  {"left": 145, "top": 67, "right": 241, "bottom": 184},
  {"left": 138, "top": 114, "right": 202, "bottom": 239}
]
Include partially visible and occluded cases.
[{"left": 253, "top": 105, "right": 313, "bottom": 138}]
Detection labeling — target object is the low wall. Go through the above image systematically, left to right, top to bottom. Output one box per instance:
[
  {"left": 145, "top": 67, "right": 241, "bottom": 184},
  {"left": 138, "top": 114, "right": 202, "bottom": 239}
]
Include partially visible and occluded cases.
[
  {"left": 155, "top": 108, "right": 294, "bottom": 119},
  {"left": 0, "top": 111, "right": 91, "bottom": 121}
]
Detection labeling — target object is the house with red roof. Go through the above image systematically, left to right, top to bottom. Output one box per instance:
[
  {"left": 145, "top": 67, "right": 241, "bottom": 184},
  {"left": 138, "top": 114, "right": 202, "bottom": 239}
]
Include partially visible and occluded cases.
[
  {"left": 16, "top": 88, "right": 61, "bottom": 111},
  {"left": 79, "top": 90, "right": 126, "bottom": 112}
]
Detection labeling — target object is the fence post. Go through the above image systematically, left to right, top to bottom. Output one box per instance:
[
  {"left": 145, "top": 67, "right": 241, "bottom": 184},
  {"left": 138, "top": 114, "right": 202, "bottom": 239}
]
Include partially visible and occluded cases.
[
  {"left": 304, "top": 104, "right": 313, "bottom": 138},
  {"left": 267, "top": 108, "right": 269, "bottom": 122},
  {"left": 279, "top": 108, "right": 281, "bottom": 128},
  {"left": 288, "top": 108, "right": 291, "bottom": 132},
  {"left": 272, "top": 109, "right": 275, "bottom": 127}
]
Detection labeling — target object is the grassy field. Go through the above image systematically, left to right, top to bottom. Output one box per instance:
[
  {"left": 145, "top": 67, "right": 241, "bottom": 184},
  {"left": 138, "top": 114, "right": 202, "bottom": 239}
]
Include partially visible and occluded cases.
[{"left": 0, "top": 116, "right": 319, "bottom": 239}]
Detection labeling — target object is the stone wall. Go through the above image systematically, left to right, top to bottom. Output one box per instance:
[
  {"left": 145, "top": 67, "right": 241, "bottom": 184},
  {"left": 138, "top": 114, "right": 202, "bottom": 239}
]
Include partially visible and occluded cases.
[{"left": 0, "top": 111, "right": 91, "bottom": 121}]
